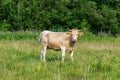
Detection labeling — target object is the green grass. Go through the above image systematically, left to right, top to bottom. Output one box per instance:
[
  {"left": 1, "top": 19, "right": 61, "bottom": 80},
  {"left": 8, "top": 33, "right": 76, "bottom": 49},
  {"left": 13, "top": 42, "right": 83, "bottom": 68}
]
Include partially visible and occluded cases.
[
  {"left": 0, "top": 31, "right": 39, "bottom": 40},
  {"left": 0, "top": 32, "right": 120, "bottom": 80}
]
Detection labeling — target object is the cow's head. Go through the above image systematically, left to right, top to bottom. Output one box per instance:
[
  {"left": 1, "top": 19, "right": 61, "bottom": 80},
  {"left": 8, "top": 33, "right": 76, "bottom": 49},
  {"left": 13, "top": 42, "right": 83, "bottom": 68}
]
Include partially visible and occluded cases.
[{"left": 67, "top": 29, "right": 83, "bottom": 42}]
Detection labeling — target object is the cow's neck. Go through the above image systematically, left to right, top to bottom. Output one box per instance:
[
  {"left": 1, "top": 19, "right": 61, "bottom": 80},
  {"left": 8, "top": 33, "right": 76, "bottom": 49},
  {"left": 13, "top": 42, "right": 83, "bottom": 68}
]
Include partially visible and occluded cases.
[
  {"left": 69, "top": 36, "right": 76, "bottom": 47},
  {"left": 70, "top": 41, "right": 76, "bottom": 47}
]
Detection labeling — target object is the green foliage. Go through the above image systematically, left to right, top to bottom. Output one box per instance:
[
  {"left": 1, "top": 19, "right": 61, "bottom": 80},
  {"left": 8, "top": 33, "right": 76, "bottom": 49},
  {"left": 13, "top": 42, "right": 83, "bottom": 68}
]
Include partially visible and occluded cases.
[
  {"left": 0, "top": 0, "right": 120, "bottom": 34},
  {"left": 0, "top": 20, "right": 11, "bottom": 31}
]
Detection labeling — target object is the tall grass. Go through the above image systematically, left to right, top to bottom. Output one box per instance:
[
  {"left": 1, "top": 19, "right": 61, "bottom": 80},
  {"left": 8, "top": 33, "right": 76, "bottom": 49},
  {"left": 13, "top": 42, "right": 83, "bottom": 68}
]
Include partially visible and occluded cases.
[
  {"left": 0, "top": 31, "right": 39, "bottom": 40},
  {"left": 0, "top": 31, "right": 118, "bottom": 42},
  {"left": 0, "top": 32, "right": 120, "bottom": 80}
]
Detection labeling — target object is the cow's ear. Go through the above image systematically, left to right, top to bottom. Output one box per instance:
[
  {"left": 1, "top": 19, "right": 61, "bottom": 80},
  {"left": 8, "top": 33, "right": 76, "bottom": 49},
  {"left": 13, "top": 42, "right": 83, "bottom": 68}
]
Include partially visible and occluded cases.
[
  {"left": 67, "top": 29, "right": 72, "bottom": 35},
  {"left": 67, "top": 31, "right": 71, "bottom": 35},
  {"left": 79, "top": 31, "right": 83, "bottom": 36}
]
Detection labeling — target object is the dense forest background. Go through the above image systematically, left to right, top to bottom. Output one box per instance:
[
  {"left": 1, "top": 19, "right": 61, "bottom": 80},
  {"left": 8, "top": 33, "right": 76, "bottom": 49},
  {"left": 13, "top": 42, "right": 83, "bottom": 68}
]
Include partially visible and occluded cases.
[{"left": 0, "top": 0, "right": 120, "bottom": 35}]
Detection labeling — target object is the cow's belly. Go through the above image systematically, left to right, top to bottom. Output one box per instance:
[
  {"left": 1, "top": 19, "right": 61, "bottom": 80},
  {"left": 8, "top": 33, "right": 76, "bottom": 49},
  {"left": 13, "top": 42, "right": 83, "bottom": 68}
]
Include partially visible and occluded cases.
[{"left": 47, "top": 42, "right": 61, "bottom": 50}]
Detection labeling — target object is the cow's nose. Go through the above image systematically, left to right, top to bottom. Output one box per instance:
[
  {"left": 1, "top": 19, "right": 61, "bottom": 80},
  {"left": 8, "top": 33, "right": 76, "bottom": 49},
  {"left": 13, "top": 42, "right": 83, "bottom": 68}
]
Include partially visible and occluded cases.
[{"left": 73, "top": 40, "right": 77, "bottom": 42}]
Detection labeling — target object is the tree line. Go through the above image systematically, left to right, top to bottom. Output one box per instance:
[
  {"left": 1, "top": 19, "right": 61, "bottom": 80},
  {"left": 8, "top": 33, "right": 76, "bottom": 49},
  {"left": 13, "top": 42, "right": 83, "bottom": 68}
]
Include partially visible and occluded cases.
[{"left": 0, "top": 0, "right": 120, "bottom": 35}]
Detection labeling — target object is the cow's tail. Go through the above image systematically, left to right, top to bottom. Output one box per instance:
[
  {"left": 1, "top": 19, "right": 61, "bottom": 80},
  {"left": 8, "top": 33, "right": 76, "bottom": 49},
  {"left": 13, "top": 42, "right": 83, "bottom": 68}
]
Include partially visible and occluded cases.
[{"left": 39, "top": 32, "right": 42, "bottom": 44}]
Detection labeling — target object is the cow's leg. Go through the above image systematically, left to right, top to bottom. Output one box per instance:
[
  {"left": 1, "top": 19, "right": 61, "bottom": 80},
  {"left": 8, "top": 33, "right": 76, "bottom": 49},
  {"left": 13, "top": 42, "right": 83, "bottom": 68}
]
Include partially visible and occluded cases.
[
  {"left": 41, "top": 43, "right": 47, "bottom": 62},
  {"left": 43, "top": 46, "right": 47, "bottom": 62},
  {"left": 61, "top": 46, "right": 66, "bottom": 62},
  {"left": 40, "top": 49, "right": 43, "bottom": 61},
  {"left": 41, "top": 49, "right": 45, "bottom": 61},
  {"left": 43, "top": 50, "right": 46, "bottom": 62},
  {"left": 70, "top": 50, "right": 74, "bottom": 61}
]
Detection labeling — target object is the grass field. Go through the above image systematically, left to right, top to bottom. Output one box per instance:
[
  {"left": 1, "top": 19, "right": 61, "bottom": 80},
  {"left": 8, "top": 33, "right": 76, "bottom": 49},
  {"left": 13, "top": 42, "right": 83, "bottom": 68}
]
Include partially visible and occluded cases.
[{"left": 0, "top": 32, "right": 120, "bottom": 80}]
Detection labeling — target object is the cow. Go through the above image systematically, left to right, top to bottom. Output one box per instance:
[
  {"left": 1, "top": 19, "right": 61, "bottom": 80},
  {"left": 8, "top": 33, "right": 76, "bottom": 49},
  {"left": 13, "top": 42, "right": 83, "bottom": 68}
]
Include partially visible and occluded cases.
[{"left": 39, "top": 29, "right": 83, "bottom": 62}]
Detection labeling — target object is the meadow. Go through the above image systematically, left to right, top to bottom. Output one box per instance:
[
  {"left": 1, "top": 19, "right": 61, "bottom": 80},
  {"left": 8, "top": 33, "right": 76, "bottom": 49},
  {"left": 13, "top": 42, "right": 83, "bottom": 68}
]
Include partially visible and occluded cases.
[{"left": 0, "top": 32, "right": 120, "bottom": 80}]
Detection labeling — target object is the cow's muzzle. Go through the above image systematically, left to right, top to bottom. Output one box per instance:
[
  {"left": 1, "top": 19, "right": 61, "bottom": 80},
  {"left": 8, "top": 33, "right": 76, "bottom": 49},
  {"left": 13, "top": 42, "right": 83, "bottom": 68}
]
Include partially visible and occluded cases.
[{"left": 73, "top": 40, "right": 77, "bottom": 42}]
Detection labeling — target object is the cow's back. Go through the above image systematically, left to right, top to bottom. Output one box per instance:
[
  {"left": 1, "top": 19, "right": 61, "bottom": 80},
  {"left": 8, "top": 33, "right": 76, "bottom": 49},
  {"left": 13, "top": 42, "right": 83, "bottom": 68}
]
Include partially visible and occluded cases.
[{"left": 48, "top": 32, "right": 67, "bottom": 42}]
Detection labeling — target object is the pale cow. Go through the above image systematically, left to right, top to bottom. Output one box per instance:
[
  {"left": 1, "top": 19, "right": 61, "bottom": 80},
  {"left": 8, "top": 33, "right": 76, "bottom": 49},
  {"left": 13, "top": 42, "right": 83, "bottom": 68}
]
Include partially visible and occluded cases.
[{"left": 40, "top": 29, "right": 83, "bottom": 62}]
